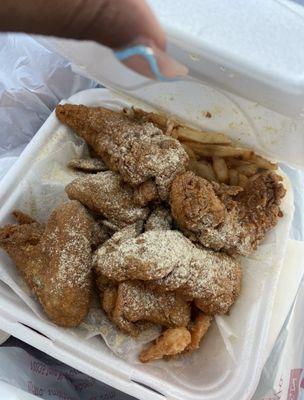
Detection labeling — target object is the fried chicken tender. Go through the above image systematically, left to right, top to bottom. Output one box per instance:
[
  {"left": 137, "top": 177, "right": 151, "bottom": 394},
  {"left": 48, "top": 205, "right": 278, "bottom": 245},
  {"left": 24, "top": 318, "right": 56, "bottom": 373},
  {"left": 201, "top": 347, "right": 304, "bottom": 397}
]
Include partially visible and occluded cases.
[
  {"left": 56, "top": 104, "right": 189, "bottom": 200},
  {"left": 65, "top": 171, "right": 149, "bottom": 228},
  {"left": 169, "top": 171, "right": 225, "bottom": 230},
  {"left": 170, "top": 171, "right": 286, "bottom": 255},
  {"left": 0, "top": 201, "right": 95, "bottom": 327},
  {"left": 94, "top": 229, "right": 241, "bottom": 315},
  {"left": 94, "top": 229, "right": 193, "bottom": 282},
  {"left": 151, "top": 248, "right": 241, "bottom": 315},
  {"left": 109, "top": 281, "right": 191, "bottom": 336},
  {"left": 139, "top": 313, "right": 212, "bottom": 362},
  {"left": 186, "top": 313, "right": 212, "bottom": 352},
  {"left": 139, "top": 327, "right": 191, "bottom": 363}
]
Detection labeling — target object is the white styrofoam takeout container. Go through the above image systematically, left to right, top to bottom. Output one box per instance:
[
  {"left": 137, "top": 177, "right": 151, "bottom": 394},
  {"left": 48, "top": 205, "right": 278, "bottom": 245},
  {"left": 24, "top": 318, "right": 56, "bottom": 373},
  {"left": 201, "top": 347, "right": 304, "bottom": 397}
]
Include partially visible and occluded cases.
[{"left": 0, "top": 86, "right": 297, "bottom": 400}]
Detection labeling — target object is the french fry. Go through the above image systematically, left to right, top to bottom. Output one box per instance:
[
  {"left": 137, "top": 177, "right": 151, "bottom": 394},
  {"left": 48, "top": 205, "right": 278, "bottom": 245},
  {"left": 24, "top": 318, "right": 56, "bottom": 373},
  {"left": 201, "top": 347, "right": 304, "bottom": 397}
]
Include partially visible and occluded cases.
[
  {"left": 130, "top": 108, "right": 278, "bottom": 174},
  {"left": 166, "top": 120, "right": 176, "bottom": 136},
  {"left": 176, "top": 126, "right": 231, "bottom": 145},
  {"left": 170, "top": 128, "right": 179, "bottom": 139},
  {"left": 183, "top": 142, "right": 254, "bottom": 159},
  {"left": 182, "top": 143, "right": 197, "bottom": 160},
  {"left": 249, "top": 154, "right": 278, "bottom": 170},
  {"left": 212, "top": 157, "right": 229, "bottom": 183},
  {"left": 198, "top": 158, "right": 209, "bottom": 165},
  {"left": 226, "top": 158, "right": 251, "bottom": 168},
  {"left": 195, "top": 161, "right": 217, "bottom": 182},
  {"left": 235, "top": 164, "right": 258, "bottom": 177},
  {"left": 228, "top": 169, "right": 239, "bottom": 186},
  {"left": 238, "top": 173, "right": 248, "bottom": 187},
  {"left": 248, "top": 173, "right": 259, "bottom": 182}
]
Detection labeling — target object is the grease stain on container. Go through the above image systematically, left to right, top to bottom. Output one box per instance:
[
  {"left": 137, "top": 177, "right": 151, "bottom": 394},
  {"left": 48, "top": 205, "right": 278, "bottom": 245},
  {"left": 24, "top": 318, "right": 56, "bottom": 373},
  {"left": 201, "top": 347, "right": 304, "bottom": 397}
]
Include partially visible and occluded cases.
[
  {"left": 188, "top": 53, "right": 200, "bottom": 62},
  {"left": 211, "top": 105, "right": 223, "bottom": 116},
  {"left": 201, "top": 111, "right": 212, "bottom": 118},
  {"left": 228, "top": 122, "right": 237, "bottom": 130},
  {"left": 264, "top": 126, "right": 277, "bottom": 133}
]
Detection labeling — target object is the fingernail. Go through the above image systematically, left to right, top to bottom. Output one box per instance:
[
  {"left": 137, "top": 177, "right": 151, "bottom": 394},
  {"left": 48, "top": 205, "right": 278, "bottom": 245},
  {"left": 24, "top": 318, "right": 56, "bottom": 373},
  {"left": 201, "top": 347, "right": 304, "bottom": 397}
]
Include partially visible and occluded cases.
[{"left": 114, "top": 37, "right": 188, "bottom": 80}]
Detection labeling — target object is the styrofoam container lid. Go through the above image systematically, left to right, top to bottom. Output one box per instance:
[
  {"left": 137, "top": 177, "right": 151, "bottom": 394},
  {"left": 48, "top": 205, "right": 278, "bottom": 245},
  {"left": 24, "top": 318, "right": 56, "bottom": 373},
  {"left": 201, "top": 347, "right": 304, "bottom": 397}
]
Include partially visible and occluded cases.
[{"left": 147, "top": 0, "right": 304, "bottom": 120}]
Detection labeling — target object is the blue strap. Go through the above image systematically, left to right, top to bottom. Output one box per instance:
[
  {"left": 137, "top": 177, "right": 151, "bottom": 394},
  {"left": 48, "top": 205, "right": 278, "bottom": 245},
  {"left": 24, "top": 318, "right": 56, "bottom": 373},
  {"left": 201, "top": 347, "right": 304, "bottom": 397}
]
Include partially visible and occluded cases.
[{"left": 114, "top": 45, "right": 171, "bottom": 82}]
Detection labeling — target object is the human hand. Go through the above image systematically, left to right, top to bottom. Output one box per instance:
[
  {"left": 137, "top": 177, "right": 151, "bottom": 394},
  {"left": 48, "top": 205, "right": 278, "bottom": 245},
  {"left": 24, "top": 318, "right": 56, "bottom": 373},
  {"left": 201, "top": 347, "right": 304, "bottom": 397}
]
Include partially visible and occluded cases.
[{"left": 0, "top": 0, "right": 187, "bottom": 78}]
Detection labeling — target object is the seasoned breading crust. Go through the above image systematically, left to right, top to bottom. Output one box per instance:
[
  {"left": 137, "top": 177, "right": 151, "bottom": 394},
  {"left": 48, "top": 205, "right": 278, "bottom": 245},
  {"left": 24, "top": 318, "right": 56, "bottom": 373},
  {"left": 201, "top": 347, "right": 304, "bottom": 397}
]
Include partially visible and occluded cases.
[
  {"left": 65, "top": 171, "right": 149, "bottom": 228},
  {"left": 170, "top": 171, "right": 286, "bottom": 255},
  {"left": 0, "top": 201, "right": 95, "bottom": 327},
  {"left": 94, "top": 229, "right": 241, "bottom": 315},
  {"left": 110, "top": 281, "right": 190, "bottom": 336}
]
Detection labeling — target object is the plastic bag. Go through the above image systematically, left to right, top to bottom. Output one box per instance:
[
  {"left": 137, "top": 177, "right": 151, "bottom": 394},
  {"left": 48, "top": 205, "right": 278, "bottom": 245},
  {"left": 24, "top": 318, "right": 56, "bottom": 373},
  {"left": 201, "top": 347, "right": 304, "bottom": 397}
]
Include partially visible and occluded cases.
[
  {"left": 0, "top": 32, "right": 96, "bottom": 180},
  {"left": 252, "top": 165, "right": 304, "bottom": 400},
  {"left": 253, "top": 278, "right": 304, "bottom": 400},
  {"left": 0, "top": 337, "right": 133, "bottom": 400}
]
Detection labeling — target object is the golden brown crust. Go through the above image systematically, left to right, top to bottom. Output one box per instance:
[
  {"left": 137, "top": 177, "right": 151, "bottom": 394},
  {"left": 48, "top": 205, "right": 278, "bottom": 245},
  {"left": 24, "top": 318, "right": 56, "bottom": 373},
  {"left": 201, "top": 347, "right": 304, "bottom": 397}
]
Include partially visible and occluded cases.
[
  {"left": 65, "top": 171, "right": 149, "bottom": 228},
  {"left": 170, "top": 171, "right": 225, "bottom": 231},
  {"left": 236, "top": 171, "right": 286, "bottom": 235},
  {"left": 0, "top": 201, "right": 95, "bottom": 327},
  {"left": 39, "top": 201, "right": 94, "bottom": 327},
  {"left": 0, "top": 222, "right": 45, "bottom": 291},
  {"left": 94, "top": 230, "right": 193, "bottom": 282},
  {"left": 151, "top": 249, "right": 242, "bottom": 315},
  {"left": 115, "top": 281, "right": 190, "bottom": 331},
  {"left": 138, "top": 313, "right": 212, "bottom": 362},
  {"left": 186, "top": 313, "right": 212, "bottom": 352},
  {"left": 139, "top": 327, "right": 191, "bottom": 363}
]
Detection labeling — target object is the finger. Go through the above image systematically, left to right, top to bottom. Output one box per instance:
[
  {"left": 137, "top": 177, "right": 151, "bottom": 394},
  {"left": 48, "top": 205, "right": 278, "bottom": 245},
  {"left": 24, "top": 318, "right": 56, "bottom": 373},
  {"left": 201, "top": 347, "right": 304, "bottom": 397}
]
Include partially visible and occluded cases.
[
  {"left": 1, "top": 0, "right": 165, "bottom": 50},
  {"left": 90, "top": 0, "right": 166, "bottom": 50}
]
